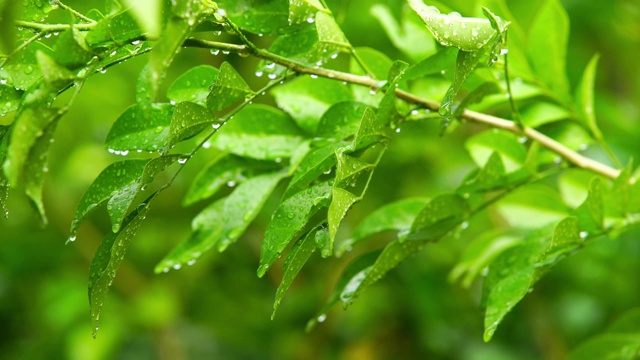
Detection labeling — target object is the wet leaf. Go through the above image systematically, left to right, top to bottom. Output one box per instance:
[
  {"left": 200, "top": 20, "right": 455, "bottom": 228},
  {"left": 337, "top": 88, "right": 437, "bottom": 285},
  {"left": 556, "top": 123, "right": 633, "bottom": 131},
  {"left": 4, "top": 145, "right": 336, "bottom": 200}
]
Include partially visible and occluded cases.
[
  {"left": 121, "top": 0, "right": 162, "bottom": 38},
  {"left": 219, "top": 0, "right": 292, "bottom": 35},
  {"left": 288, "top": 0, "right": 327, "bottom": 25},
  {"left": 370, "top": 4, "right": 436, "bottom": 61},
  {"left": 52, "top": 27, "right": 94, "bottom": 70},
  {"left": 2, "top": 41, "right": 50, "bottom": 90},
  {"left": 36, "top": 51, "right": 75, "bottom": 88},
  {"left": 206, "top": 62, "right": 254, "bottom": 112},
  {"left": 167, "top": 65, "right": 219, "bottom": 105},
  {"left": 271, "top": 75, "right": 353, "bottom": 134},
  {"left": 0, "top": 85, "right": 22, "bottom": 115},
  {"left": 169, "top": 101, "right": 217, "bottom": 146},
  {"left": 315, "top": 101, "right": 369, "bottom": 140},
  {"left": 105, "top": 103, "right": 174, "bottom": 153},
  {"left": 211, "top": 105, "right": 305, "bottom": 160},
  {"left": 465, "top": 129, "right": 527, "bottom": 172},
  {"left": 285, "top": 141, "right": 349, "bottom": 197},
  {"left": 183, "top": 153, "right": 276, "bottom": 206},
  {"left": 71, "top": 155, "right": 180, "bottom": 237},
  {"left": 218, "top": 171, "right": 287, "bottom": 251},
  {"left": 572, "top": 177, "right": 603, "bottom": 234},
  {"left": 258, "top": 180, "right": 333, "bottom": 277},
  {"left": 496, "top": 184, "right": 570, "bottom": 228},
  {"left": 89, "top": 192, "right": 155, "bottom": 338},
  {"left": 405, "top": 194, "right": 468, "bottom": 242},
  {"left": 155, "top": 198, "right": 225, "bottom": 273},
  {"left": 337, "top": 198, "right": 429, "bottom": 256},
  {"left": 272, "top": 224, "right": 319, "bottom": 318},
  {"left": 568, "top": 334, "right": 640, "bottom": 360}
]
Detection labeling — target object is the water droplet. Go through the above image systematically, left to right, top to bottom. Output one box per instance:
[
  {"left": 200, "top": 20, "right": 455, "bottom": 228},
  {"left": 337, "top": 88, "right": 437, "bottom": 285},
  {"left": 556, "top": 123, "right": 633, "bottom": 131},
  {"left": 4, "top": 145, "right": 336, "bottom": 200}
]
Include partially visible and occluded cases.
[
  {"left": 216, "top": 8, "right": 227, "bottom": 17},
  {"left": 307, "top": 17, "right": 315, "bottom": 23},
  {"left": 500, "top": 48, "right": 509, "bottom": 56},
  {"left": 211, "top": 49, "right": 220, "bottom": 55},
  {"left": 265, "top": 62, "right": 275, "bottom": 69},
  {"left": 255, "top": 71, "right": 263, "bottom": 77},
  {"left": 267, "top": 73, "right": 277, "bottom": 79},
  {"left": 310, "top": 74, "right": 318, "bottom": 79},
  {"left": 0, "top": 79, "right": 6, "bottom": 85},
  {"left": 395, "top": 128, "right": 401, "bottom": 133},
  {"left": 518, "top": 136, "right": 527, "bottom": 144},
  {"left": 203, "top": 141, "right": 211, "bottom": 149},
  {"left": 178, "top": 157, "right": 188, "bottom": 164},
  {"left": 227, "top": 180, "right": 236, "bottom": 187},
  {"left": 460, "top": 221, "right": 469, "bottom": 230},
  {"left": 579, "top": 231, "right": 588, "bottom": 239},
  {"left": 68, "top": 235, "right": 76, "bottom": 242},
  {"left": 187, "top": 259, "right": 196, "bottom": 266},
  {"left": 173, "top": 263, "right": 182, "bottom": 270},
  {"left": 162, "top": 267, "right": 170, "bottom": 273},
  {"left": 317, "top": 314, "right": 327, "bottom": 323}
]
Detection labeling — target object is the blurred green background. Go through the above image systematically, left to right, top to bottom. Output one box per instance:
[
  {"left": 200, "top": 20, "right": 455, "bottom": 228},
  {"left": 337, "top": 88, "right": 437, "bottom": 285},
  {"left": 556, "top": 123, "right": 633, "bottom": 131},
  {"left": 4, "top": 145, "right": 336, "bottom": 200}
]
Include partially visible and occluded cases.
[{"left": 1, "top": 0, "right": 640, "bottom": 359}]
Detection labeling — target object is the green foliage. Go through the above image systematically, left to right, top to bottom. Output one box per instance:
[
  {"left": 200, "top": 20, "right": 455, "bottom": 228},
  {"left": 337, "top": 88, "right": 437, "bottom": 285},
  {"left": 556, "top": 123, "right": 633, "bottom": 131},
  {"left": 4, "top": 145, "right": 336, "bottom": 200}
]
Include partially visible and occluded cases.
[{"left": 1, "top": 0, "right": 639, "bottom": 357}]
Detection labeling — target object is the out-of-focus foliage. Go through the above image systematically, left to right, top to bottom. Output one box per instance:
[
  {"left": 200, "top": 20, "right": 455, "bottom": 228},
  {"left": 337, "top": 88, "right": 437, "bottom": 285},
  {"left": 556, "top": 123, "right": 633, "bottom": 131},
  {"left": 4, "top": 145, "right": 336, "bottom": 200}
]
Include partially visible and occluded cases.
[{"left": 1, "top": 0, "right": 639, "bottom": 359}]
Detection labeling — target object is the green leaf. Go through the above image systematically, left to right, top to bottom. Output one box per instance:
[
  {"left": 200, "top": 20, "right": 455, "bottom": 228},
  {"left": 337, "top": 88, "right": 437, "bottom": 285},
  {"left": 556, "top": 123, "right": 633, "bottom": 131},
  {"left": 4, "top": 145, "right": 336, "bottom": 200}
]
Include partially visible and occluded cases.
[
  {"left": 19, "top": 0, "right": 55, "bottom": 23},
  {"left": 121, "top": 0, "right": 162, "bottom": 38},
  {"left": 219, "top": 0, "right": 292, "bottom": 35},
  {"left": 288, "top": 0, "right": 327, "bottom": 25},
  {"left": 408, "top": 0, "right": 507, "bottom": 51},
  {"left": 528, "top": 0, "right": 570, "bottom": 102},
  {"left": 370, "top": 4, "right": 436, "bottom": 61},
  {"left": 85, "top": 10, "right": 144, "bottom": 48},
  {"left": 311, "top": 11, "right": 351, "bottom": 56},
  {"left": 257, "top": 26, "right": 318, "bottom": 78},
  {"left": 52, "top": 27, "right": 94, "bottom": 70},
  {"left": 2, "top": 41, "right": 50, "bottom": 90},
  {"left": 350, "top": 47, "right": 393, "bottom": 81},
  {"left": 404, "top": 47, "right": 457, "bottom": 80},
  {"left": 36, "top": 51, "right": 75, "bottom": 88},
  {"left": 576, "top": 54, "right": 602, "bottom": 139},
  {"left": 374, "top": 60, "right": 409, "bottom": 129},
  {"left": 206, "top": 62, "right": 254, "bottom": 112},
  {"left": 167, "top": 65, "right": 219, "bottom": 105},
  {"left": 271, "top": 75, "right": 353, "bottom": 134},
  {"left": 0, "top": 84, "right": 23, "bottom": 115},
  {"left": 169, "top": 101, "right": 217, "bottom": 146},
  {"left": 315, "top": 101, "right": 369, "bottom": 140},
  {"left": 520, "top": 102, "right": 571, "bottom": 128},
  {"left": 105, "top": 103, "right": 174, "bottom": 153},
  {"left": 4, "top": 105, "right": 61, "bottom": 222},
  {"left": 211, "top": 105, "right": 305, "bottom": 160},
  {"left": 353, "top": 107, "right": 390, "bottom": 150},
  {"left": 465, "top": 129, "right": 527, "bottom": 172},
  {"left": 285, "top": 141, "right": 348, "bottom": 197},
  {"left": 458, "top": 151, "right": 507, "bottom": 193},
  {"left": 183, "top": 153, "right": 276, "bottom": 206},
  {"left": 70, "top": 156, "right": 181, "bottom": 238},
  {"left": 605, "top": 163, "right": 633, "bottom": 218},
  {"left": 218, "top": 171, "right": 288, "bottom": 251},
  {"left": 573, "top": 177, "right": 603, "bottom": 234},
  {"left": 258, "top": 180, "right": 333, "bottom": 277},
  {"left": 496, "top": 184, "right": 570, "bottom": 228},
  {"left": 326, "top": 187, "right": 358, "bottom": 256},
  {"left": 89, "top": 192, "right": 154, "bottom": 338},
  {"left": 405, "top": 194, "right": 468, "bottom": 241},
  {"left": 155, "top": 198, "right": 225, "bottom": 273},
  {"left": 337, "top": 198, "right": 429, "bottom": 256},
  {"left": 483, "top": 217, "right": 581, "bottom": 341},
  {"left": 272, "top": 224, "right": 319, "bottom": 318},
  {"left": 449, "top": 231, "right": 522, "bottom": 288},
  {"left": 343, "top": 237, "right": 432, "bottom": 308},
  {"left": 306, "top": 250, "right": 381, "bottom": 331},
  {"left": 568, "top": 334, "right": 640, "bottom": 360}
]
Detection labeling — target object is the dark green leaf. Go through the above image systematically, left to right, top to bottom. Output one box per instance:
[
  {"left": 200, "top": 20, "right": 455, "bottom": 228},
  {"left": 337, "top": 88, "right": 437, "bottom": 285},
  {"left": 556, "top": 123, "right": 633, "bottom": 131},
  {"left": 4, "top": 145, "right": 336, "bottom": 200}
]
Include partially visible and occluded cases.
[
  {"left": 19, "top": 0, "right": 55, "bottom": 23},
  {"left": 528, "top": 0, "right": 570, "bottom": 102},
  {"left": 85, "top": 10, "right": 144, "bottom": 48},
  {"left": 311, "top": 11, "right": 351, "bottom": 57},
  {"left": 257, "top": 26, "right": 318, "bottom": 78},
  {"left": 404, "top": 47, "right": 457, "bottom": 80},
  {"left": 206, "top": 62, "right": 254, "bottom": 112},
  {"left": 167, "top": 65, "right": 219, "bottom": 105},
  {"left": 271, "top": 75, "right": 353, "bottom": 134},
  {"left": 169, "top": 101, "right": 217, "bottom": 146},
  {"left": 105, "top": 103, "right": 174, "bottom": 153},
  {"left": 211, "top": 105, "right": 305, "bottom": 160},
  {"left": 353, "top": 107, "right": 390, "bottom": 150},
  {"left": 218, "top": 171, "right": 287, "bottom": 251},
  {"left": 258, "top": 180, "right": 333, "bottom": 277},
  {"left": 89, "top": 192, "right": 154, "bottom": 338},
  {"left": 155, "top": 198, "right": 225, "bottom": 273},
  {"left": 337, "top": 198, "right": 429, "bottom": 256},
  {"left": 272, "top": 224, "right": 319, "bottom": 318}
]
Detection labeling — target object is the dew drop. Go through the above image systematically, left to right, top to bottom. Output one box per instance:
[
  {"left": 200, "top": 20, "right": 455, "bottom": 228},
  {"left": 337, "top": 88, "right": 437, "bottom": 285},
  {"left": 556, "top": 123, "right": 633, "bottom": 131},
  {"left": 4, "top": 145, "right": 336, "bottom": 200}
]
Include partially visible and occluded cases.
[
  {"left": 255, "top": 71, "right": 263, "bottom": 77},
  {"left": 267, "top": 73, "right": 277, "bottom": 79},
  {"left": 310, "top": 74, "right": 318, "bottom": 79},
  {"left": 411, "top": 109, "right": 419, "bottom": 116},
  {"left": 203, "top": 141, "right": 211, "bottom": 149},
  {"left": 227, "top": 180, "right": 236, "bottom": 187},
  {"left": 579, "top": 231, "right": 588, "bottom": 239},
  {"left": 68, "top": 235, "right": 76, "bottom": 242},
  {"left": 187, "top": 259, "right": 196, "bottom": 266},
  {"left": 173, "top": 263, "right": 182, "bottom": 270},
  {"left": 162, "top": 267, "right": 170, "bottom": 273},
  {"left": 317, "top": 314, "right": 327, "bottom": 323}
]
